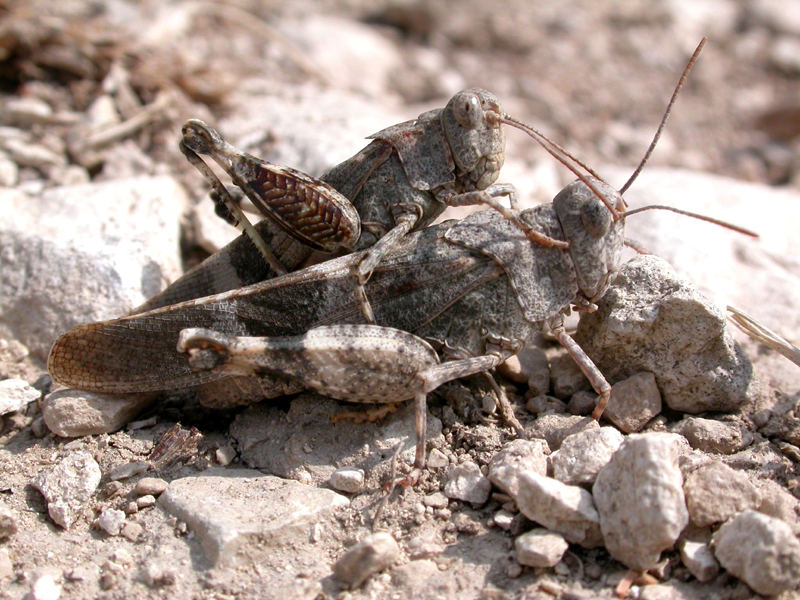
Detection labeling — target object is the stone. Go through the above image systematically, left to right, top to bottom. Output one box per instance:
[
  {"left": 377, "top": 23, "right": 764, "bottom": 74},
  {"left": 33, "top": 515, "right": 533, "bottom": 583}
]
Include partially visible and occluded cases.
[
  {"left": 0, "top": 177, "right": 184, "bottom": 359},
  {"left": 575, "top": 255, "right": 753, "bottom": 414},
  {"left": 517, "top": 345, "right": 551, "bottom": 396},
  {"left": 549, "top": 353, "right": 590, "bottom": 399},
  {"left": 603, "top": 372, "right": 661, "bottom": 433},
  {"left": 0, "top": 378, "right": 39, "bottom": 415},
  {"left": 42, "top": 389, "right": 155, "bottom": 437},
  {"left": 567, "top": 390, "right": 597, "bottom": 416},
  {"left": 230, "top": 395, "right": 441, "bottom": 485},
  {"left": 525, "top": 395, "right": 566, "bottom": 415},
  {"left": 526, "top": 414, "right": 599, "bottom": 450},
  {"left": 670, "top": 417, "right": 750, "bottom": 454},
  {"left": 551, "top": 427, "right": 624, "bottom": 486},
  {"left": 593, "top": 433, "right": 689, "bottom": 571},
  {"left": 488, "top": 438, "right": 549, "bottom": 496},
  {"left": 31, "top": 451, "right": 101, "bottom": 529},
  {"left": 108, "top": 461, "right": 149, "bottom": 481},
  {"left": 443, "top": 461, "right": 491, "bottom": 505},
  {"left": 683, "top": 461, "right": 760, "bottom": 527},
  {"left": 329, "top": 467, "right": 365, "bottom": 494},
  {"left": 158, "top": 468, "right": 348, "bottom": 566},
  {"left": 514, "top": 471, "right": 603, "bottom": 548},
  {"left": 134, "top": 477, "right": 168, "bottom": 497},
  {"left": 754, "top": 479, "right": 800, "bottom": 532},
  {"left": 136, "top": 495, "right": 156, "bottom": 509},
  {"left": 0, "top": 503, "right": 18, "bottom": 539},
  {"left": 98, "top": 508, "right": 126, "bottom": 536},
  {"left": 712, "top": 510, "right": 800, "bottom": 596},
  {"left": 120, "top": 521, "right": 144, "bottom": 542},
  {"left": 514, "top": 528, "right": 568, "bottom": 568},
  {"left": 332, "top": 532, "right": 400, "bottom": 589},
  {"left": 678, "top": 539, "right": 719, "bottom": 583},
  {"left": 0, "top": 547, "right": 12, "bottom": 580},
  {"left": 30, "top": 572, "right": 62, "bottom": 600}
]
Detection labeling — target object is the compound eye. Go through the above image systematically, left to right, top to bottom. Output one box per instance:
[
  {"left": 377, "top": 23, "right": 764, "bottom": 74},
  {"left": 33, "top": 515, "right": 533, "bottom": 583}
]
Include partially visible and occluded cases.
[
  {"left": 452, "top": 91, "right": 483, "bottom": 129},
  {"left": 581, "top": 197, "right": 613, "bottom": 238}
]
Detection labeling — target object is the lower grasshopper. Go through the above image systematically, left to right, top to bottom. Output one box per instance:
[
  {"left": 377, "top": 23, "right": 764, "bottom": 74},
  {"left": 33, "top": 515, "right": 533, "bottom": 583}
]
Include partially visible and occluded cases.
[{"left": 48, "top": 40, "right": 752, "bottom": 467}]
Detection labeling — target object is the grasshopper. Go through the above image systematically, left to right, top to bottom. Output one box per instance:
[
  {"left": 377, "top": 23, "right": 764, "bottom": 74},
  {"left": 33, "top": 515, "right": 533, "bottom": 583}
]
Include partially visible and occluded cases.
[
  {"left": 48, "top": 40, "right": 751, "bottom": 468},
  {"left": 178, "top": 88, "right": 583, "bottom": 323}
]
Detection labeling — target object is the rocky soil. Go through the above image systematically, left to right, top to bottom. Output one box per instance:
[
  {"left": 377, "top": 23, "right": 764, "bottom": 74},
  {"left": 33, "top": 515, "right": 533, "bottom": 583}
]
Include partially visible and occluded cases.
[{"left": 2, "top": 1, "right": 800, "bottom": 598}]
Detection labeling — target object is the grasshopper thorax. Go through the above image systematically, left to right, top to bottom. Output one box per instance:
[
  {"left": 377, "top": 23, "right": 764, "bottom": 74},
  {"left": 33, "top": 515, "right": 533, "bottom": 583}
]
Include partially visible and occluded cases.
[
  {"left": 441, "top": 89, "right": 505, "bottom": 191},
  {"left": 554, "top": 177, "right": 626, "bottom": 307}
]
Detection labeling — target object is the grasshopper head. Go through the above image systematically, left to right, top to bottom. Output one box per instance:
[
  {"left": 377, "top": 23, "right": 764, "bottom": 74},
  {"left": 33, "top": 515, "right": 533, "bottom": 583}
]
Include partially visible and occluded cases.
[
  {"left": 442, "top": 89, "right": 505, "bottom": 191},
  {"left": 554, "top": 178, "right": 625, "bottom": 307}
]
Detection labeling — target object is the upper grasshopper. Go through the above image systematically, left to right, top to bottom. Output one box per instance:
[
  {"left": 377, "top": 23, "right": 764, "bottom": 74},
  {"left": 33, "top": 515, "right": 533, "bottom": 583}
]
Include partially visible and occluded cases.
[
  {"left": 48, "top": 39, "right": 754, "bottom": 468},
  {"left": 179, "top": 88, "right": 571, "bottom": 323}
]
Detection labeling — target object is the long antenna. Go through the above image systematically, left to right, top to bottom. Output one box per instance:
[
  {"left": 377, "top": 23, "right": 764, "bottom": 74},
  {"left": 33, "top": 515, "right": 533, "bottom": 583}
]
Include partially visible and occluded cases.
[
  {"left": 619, "top": 37, "right": 707, "bottom": 194},
  {"left": 623, "top": 204, "right": 759, "bottom": 237}
]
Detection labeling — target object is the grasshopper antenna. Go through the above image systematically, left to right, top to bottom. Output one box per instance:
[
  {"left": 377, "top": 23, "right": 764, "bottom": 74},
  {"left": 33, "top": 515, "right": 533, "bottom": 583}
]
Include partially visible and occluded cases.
[
  {"left": 620, "top": 37, "right": 706, "bottom": 195},
  {"left": 624, "top": 204, "right": 758, "bottom": 238}
]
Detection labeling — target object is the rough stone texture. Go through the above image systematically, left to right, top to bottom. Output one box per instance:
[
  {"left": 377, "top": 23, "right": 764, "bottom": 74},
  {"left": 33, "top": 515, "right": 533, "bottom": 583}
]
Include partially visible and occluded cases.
[
  {"left": 0, "top": 178, "right": 184, "bottom": 358},
  {"left": 575, "top": 255, "right": 753, "bottom": 414},
  {"left": 516, "top": 346, "right": 550, "bottom": 396},
  {"left": 549, "top": 353, "right": 590, "bottom": 399},
  {"left": 603, "top": 372, "right": 662, "bottom": 433},
  {"left": 0, "top": 378, "right": 39, "bottom": 415},
  {"left": 42, "top": 389, "right": 155, "bottom": 437},
  {"left": 567, "top": 390, "right": 597, "bottom": 416},
  {"left": 230, "top": 395, "right": 442, "bottom": 485},
  {"left": 525, "top": 395, "right": 567, "bottom": 415},
  {"left": 526, "top": 414, "right": 599, "bottom": 451},
  {"left": 670, "top": 417, "right": 751, "bottom": 454},
  {"left": 551, "top": 427, "right": 624, "bottom": 486},
  {"left": 593, "top": 433, "right": 689, "bottom": 571},
  {"left": 487, "top": 438, "right": 549, "bottom": 497},
  {"left": 31, "top": 451, "right": 102, "bottom": 529},
  {"left": 108, "top": 461, "right": 149, "bottom": 481},
  {"left": 443, "top": 461, "right": 491, "bottom": 505},
  {"left": 683, "top": 461, "right": 761, "bottom": 527},
  {"left": 329, "top": 467, "right": 365, "bottom": 494},
  {"left": 158, "top": 468, "right": 348, "bottom": 566},
  {"left": 514, "top": 471, "right": 603, "bottom": 548},
  {"left": 134, "top": 478, "right": 168, "bottom": 497},
  {"left": 754, "top": 478, "right": 800, "bottom": 532},
  {"left": 0, "top": 503, "right": 18, "bottom": 540},
  {"left": 98, "top": 508, "right": 126, "bottom": 536},
  {"left": 712, "top": 510, "right": 800, "bottom": 596},
  {"left": 514, "top": 528, "right": 568, "bottom": 568},
  {"left": 332, "top": 532, "right": 400, "bottom": 589},
  {"left": 679, "top": 539, "right": 719, "bottom": 583}
]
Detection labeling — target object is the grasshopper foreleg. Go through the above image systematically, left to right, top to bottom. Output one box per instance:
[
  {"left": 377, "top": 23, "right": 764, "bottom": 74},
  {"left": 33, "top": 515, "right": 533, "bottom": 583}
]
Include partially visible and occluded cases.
[{"left": 548, "top": 317, "right": 611, "bottom": 420}]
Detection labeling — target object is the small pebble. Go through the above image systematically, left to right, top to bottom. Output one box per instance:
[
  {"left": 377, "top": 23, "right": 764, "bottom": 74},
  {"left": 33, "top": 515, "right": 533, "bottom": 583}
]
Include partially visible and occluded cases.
[
  {"left": 603, "top": 372, "right": 662, "bottom": 433},
  {"left": 0, "top": 378, "right": 40, "bottom": 416},
  {"left": 567, "top": 390, "right": 597, "bottom": 416},
  {"left": 525, "top": 395, "right": 566, "bottom": 415},
  {"left": 526, "top": 414, "right": 599, "bottom": 450},
  {"left": 671, "top": 417, "right": 749, "bottom": 454},
  {"left": 551, "top": 426, "right": 624, "bottom": 486},
  {"left": 488, "top": 438, "right": 549, "bottom": 496},
  {"left": 215, "top": 445, "right": 236, "bottom": 466},
  {"left": 426, "top": 448, "right": 449, "bottom": 468},
  {"left": 108, "top": 461, "right": 149, "bottom": 481},
  {"left": 443, "top": 461, "right": 491, "bottom": 505},
  {"left": 683, "top": 461, "right": 760, "bottom": 527},
  {"left": 329, "top": 467, "right": 365, "bottom": 494},
  {"left": 134, "top": 477, "right": 168, "bottom": 497},
  {"left": 423, "top": 492, "right": 448, "bottom": 509},
  {"left": 136, "top": 495, "right": 156, "bottom": 509},
  {"left": 0, "top": 503, "right": 18, "bottom": 539},
  {"left": 98, "top": 508, "right": 126, "bottom": 536},
  {"left": 492, "top": 509, "right": 514, "bottom": 530},
  {"left": 712, "top": 510, "right": 800, "bottom": 596},
  {"left": 121, "top": 521, "right": 144, "bottom": 542},
  {"left": 515, "top": 528, "right": 568, "bottom": 567},
  {"left": 333, "top": 532, "right": 400, "bottom": 589},
  {"left": 679, "top": 539, "right": 719, "bottom": 582},
  {"left": 0, "top": 548, "right": 12, "bottom": 580},
  {"left": 30, "top": 572, "right": 61, "bottom": 600}
]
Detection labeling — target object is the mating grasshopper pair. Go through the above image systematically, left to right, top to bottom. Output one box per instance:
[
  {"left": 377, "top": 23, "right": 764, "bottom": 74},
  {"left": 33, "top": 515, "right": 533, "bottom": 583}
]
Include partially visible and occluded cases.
[{"left": 48, "top": 39, "right": 751, "bottom": 468}]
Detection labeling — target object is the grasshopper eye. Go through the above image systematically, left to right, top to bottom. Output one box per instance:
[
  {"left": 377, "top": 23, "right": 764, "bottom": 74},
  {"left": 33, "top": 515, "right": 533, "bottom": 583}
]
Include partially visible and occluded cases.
[
  {"left": 452, "top": 91, "right": 483, "bottom": 129},
  {"left": 581, "top": 198, "right": 613, "bottom": 238}
]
